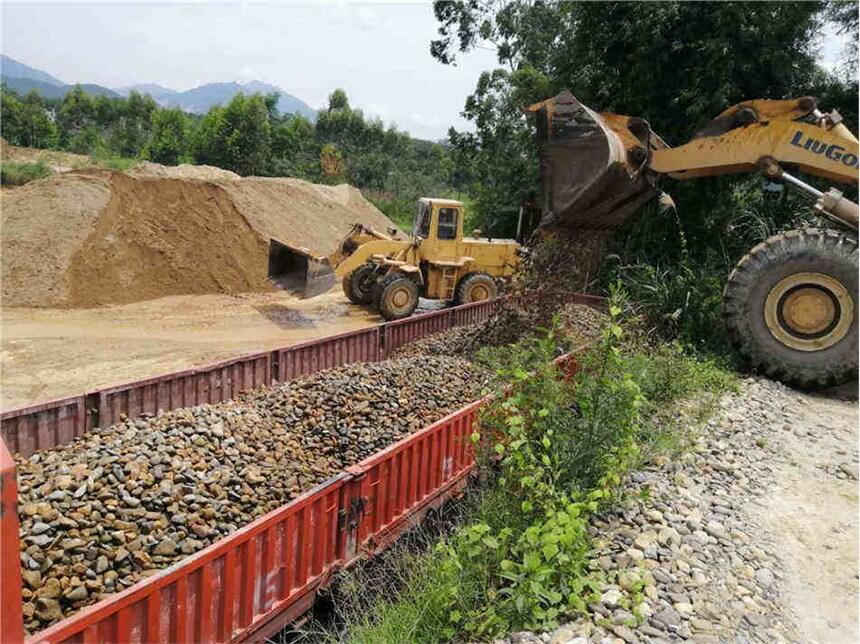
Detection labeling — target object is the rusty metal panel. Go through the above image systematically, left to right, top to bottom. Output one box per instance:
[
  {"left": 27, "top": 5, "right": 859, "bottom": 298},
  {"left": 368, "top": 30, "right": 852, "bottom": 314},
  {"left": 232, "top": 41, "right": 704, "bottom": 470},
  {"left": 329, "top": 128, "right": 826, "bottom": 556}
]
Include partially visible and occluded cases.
[
  {"left": 451, "top": 299, "right": 498, "bottom": 327},
  {"left": 381, "top": 308, "right": 454, "bottom": 355},
  {"left": 276, "top": 327, "right": 380, "bottom": 382},
  {"left": 96, "top": 351, "right": 271, "bottom": 429},
  {"left": 0, "top": 396, "right": 87, "bottom": 458},
  {"left": 26, "top": 473, "right": 350, "bottom": 644}
]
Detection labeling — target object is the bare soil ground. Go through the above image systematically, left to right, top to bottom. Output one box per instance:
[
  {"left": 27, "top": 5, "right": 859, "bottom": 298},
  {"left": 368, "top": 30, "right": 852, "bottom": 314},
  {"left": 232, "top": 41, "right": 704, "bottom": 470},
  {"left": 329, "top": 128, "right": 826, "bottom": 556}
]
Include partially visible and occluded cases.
[
  {"left": 1, "top": 140, "right": 92, "bottom": 173},
  {"left": 1, "top": 290, "right": 382, "bottom": 409},
  {"left": 757, "top": 386, "right": 859, "bottom": 643}
]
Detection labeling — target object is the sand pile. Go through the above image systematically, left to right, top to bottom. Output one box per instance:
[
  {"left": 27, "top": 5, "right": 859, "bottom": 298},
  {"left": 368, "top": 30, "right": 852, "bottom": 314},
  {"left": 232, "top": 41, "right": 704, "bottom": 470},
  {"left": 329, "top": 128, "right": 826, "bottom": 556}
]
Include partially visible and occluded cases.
[
  {"left": 128, "top": 162, "right": 240, "bottom": 181},
  {"left": 2, "top": 168, "right": 397, "bottom": 308}
]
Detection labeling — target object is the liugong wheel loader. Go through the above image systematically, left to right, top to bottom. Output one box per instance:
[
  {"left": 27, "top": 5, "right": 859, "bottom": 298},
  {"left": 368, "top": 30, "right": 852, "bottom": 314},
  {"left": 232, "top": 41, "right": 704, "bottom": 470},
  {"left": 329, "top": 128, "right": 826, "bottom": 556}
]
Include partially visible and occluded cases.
[
  {"left": 527, "top": 91, "right": 858, "bottom": 389},
  {"left": 268, "top": 198, "right": 519, "bottom": 321}
]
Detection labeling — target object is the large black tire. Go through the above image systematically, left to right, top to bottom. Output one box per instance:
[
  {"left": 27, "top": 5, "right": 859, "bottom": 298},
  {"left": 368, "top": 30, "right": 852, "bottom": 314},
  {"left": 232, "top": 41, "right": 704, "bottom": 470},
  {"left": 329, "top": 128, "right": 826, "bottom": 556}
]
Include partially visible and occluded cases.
[
  {"left": 723, "top": 228, "right": 858, "bottom": 389},
  {"left": 342, "top": 263, "right": 378, "bottom": 305},
  {"left": 454, "top": 272, "right": 498, "bottom": 305},
  {"left": 374, "top": 273, "right": 420, "bottom": 321}
]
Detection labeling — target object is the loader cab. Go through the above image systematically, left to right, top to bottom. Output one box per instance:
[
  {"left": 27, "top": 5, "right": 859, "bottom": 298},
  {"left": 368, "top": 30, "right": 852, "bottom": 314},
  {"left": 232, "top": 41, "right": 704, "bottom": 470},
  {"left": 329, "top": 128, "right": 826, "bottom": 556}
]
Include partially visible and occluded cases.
[{"left": 412, "top": 198, "right": 464, "bottom": 244}]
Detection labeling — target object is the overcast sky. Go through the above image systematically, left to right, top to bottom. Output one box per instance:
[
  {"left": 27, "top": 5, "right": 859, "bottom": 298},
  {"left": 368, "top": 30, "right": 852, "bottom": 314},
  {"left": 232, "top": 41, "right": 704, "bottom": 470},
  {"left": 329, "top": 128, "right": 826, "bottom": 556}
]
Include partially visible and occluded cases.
[{"left": 1, "top": 1, "right": 849, "bottom": 141}]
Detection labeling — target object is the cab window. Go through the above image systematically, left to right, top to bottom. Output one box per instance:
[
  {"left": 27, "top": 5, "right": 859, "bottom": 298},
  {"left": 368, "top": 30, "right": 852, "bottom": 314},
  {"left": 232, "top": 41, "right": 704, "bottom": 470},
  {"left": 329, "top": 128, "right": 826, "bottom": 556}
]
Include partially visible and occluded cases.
[
  {"left": 414, "top": 201, "right": 431, "bottom": 238},
  {"left": 438, "top": 207, "right": 458, "bottom": 240}
]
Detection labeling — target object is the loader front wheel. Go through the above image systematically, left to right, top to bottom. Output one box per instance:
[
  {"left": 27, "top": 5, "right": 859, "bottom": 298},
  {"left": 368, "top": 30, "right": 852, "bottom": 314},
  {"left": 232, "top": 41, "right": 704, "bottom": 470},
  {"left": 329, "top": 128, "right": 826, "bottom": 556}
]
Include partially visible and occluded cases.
[
  {"left": 723, "top": 228, "right": 858, "bottom": 389},
  {"left": 343, "top": 263, "right": 378, "bottom": 305},
  {"left": 455, "top": 272, "right": 498, "bottom": 305},
  {"left": 375, "top": 274, "right": 419, "bottom": 321}
]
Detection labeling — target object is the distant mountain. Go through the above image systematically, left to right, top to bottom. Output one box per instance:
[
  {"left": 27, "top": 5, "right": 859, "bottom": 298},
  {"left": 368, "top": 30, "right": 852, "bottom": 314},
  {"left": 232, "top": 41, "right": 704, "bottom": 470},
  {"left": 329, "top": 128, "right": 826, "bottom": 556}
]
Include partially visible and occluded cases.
[
  {"left": 0, "top": 54, "right": 64, "bottom": 86},
  {"left": 1, "top": 54, "right": 316, "bottom": 119},
  {"left": 1, "top": 75, "right": 119, "bottom": 99},
  {"left": 120, "top": 80, "right": 316, "bottom": 119},
  {"left": 117, "top": 83, "right": 178, "bottom": 102}
]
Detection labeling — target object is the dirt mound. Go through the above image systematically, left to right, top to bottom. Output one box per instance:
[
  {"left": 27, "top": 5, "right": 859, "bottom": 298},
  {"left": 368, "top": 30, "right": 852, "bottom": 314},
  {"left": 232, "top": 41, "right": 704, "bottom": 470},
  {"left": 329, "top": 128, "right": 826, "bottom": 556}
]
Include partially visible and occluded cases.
[
  {"left": 128, "top": 161, "right": 240, "bottom": 181},
  {"left": 2, "top": 169, "right": 397, "bottom": 308},
  {"left": 1, "top": 173, "right": 113, "bottom": 307}
]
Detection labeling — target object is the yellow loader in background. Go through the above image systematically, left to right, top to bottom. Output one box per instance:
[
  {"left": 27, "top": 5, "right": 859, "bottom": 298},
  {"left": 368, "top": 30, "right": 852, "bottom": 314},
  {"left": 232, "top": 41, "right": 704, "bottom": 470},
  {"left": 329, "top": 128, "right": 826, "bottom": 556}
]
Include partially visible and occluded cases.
[
  {"left": 527, "top": 91, "right": 859, "bottom": 389},
  {"left": 268, "top": 198, "right": 519, "bottom": 320}
]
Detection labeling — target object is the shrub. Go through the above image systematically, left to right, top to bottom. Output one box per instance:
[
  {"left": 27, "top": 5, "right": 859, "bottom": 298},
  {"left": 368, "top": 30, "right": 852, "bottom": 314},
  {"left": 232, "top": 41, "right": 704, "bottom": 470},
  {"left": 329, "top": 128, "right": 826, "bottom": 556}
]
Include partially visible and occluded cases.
[{"left": 0, "top": 160, "right": 51, "bottom": 186}]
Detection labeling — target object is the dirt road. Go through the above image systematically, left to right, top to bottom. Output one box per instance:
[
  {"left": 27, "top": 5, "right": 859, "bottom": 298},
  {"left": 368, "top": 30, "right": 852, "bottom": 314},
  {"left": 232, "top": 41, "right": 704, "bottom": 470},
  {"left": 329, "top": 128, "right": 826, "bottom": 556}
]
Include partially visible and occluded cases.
[
  {"left": 1, "top": 291, "right": 382, "bottom": 408},
  {"left": 758, "top": 386, "right": 859, "bottom": 643}
]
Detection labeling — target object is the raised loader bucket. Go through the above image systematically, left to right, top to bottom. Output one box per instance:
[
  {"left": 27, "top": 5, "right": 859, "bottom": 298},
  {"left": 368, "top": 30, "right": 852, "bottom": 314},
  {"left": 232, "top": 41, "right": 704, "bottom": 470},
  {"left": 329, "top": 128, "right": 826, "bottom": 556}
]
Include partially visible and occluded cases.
[
  {"left": 526, "top": 90, "right": 665, "bottom": 231},
  {"left": 267, "top": 239, "right": 336, "bottom": 298}
]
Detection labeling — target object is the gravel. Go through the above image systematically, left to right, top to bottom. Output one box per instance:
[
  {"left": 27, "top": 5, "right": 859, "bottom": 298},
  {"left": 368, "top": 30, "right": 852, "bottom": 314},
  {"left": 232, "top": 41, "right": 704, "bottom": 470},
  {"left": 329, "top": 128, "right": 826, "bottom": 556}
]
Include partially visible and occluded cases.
[
  {"left": 392, "top": 302, "right": 606, "bottom": 360},
  {"left": 16, "top": 355, "right": 489, "bottom": 633},
  {"left": 487, "top": 378, "right": 833, "bottom": 644}
]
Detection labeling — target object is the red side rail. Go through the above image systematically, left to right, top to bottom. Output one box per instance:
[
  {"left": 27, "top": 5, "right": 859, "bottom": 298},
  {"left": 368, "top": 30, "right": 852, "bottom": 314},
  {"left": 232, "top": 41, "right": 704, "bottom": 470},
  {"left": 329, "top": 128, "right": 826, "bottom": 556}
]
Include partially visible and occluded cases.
[
  {"left": 0, "top": 296, "right": 520, "bottom": 457},
  {"left": 451, "top": 298, "right": 502, "bottom": 327},
  {"left": 381, "top": 307, "right": 453, "bottom": 355},
  {"left": 276, "top": 326, "right": 381, "bottom": 382},
  {"left": 96, "top": 351, "right": 272, "bottom": 429},
  {"left": 0, "top": 395, "right": 86, "bottom": 458},
  {"left": 346, "top": 401, "right": 481, "bottom": 558},
  {"left": 18, "top": 404, "right": 486, "bottom": 644},
  {"left": 0, "top": 439, "right": 24, "bottom": 643}
]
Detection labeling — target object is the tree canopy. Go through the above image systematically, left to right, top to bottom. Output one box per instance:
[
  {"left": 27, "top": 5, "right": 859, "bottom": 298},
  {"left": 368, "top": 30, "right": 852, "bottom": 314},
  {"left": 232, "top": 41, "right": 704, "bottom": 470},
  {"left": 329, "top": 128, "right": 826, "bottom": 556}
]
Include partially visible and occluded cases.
[{"left": 431, "top": 0, "right": 858, "bottom": 350}]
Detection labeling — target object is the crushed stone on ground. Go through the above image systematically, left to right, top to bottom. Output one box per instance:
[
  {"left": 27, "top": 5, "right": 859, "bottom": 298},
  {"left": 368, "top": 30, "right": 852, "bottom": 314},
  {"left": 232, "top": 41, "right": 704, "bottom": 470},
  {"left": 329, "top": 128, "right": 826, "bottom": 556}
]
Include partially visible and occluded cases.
[
  {"left": 15, "top": 356, "right": 489, "bottom": 633},
  {"left": 492, "top": 379, "right": 859, "bottom": 644}
]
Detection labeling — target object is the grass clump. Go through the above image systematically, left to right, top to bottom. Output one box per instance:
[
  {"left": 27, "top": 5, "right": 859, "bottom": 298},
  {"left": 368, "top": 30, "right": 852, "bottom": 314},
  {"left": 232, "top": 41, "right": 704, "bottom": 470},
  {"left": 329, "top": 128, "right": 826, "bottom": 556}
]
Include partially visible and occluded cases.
[
  {"left": 90, "top": 149, "right": 138, "bottom": 171},
  {"left": 0, "top": 160, "right": 51, "bottom": 185},
  {"left": 321, "top": 286, "right": 734, "bottom": 643}
]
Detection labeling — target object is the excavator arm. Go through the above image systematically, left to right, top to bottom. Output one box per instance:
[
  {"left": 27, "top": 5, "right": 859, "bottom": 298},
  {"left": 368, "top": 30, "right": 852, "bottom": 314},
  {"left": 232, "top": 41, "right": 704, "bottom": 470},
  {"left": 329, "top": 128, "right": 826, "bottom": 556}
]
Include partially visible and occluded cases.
[{"left": 527, "top": 92, "right": 859, "bottom": 231}]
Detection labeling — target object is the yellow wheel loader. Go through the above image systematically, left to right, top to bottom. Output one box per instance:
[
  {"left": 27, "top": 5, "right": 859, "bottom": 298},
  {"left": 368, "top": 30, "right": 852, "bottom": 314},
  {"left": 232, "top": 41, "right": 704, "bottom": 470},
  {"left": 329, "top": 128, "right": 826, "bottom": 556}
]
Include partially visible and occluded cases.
[
  {"left": 527, "top": 91, "right": 859, "bottom": 389},
  {"left": 268, "top": 198, "right": 519, "bottom": 321}
]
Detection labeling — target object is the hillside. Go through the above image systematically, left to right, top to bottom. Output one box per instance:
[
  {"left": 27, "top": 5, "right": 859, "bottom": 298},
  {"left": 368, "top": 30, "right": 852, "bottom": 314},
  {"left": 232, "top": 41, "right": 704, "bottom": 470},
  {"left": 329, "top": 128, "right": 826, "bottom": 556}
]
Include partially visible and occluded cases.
[
  {"left": 0, "top": 54, "right": 63, "bottom": 86},
  {"left": 1, "top": 54, "right": 315, "bottom": 118},
  {"left": 0, "top": 75, "right": 119, "bottom": 99},
  {"left": 120, "top": 80, "right": 316, "bottom": 118}
]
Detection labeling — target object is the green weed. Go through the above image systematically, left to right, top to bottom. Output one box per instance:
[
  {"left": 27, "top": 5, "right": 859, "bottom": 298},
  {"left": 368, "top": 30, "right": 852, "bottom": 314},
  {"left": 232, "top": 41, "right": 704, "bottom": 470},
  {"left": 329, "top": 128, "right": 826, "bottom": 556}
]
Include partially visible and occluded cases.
[{"left": 0, "top": 160, "right": 51, "bottom": 185}]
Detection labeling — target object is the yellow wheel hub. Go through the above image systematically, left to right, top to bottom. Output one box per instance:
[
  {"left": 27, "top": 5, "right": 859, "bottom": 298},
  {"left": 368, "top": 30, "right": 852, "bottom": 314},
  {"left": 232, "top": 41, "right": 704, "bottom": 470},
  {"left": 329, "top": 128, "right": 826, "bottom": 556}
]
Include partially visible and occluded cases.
[
  {"left": 764, "top": 272, "right": 853, "bottom": 351},
  {"left": 469, "top": 284, "right": 490, "bottom": 301},
  {"left": 388, "top": 286, "right": 412, "bottom": 309}
]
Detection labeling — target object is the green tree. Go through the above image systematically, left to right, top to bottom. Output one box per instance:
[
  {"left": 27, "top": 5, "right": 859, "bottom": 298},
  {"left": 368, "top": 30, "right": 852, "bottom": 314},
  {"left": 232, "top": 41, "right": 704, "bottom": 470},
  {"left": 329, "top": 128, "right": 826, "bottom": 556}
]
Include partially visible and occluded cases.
[
  {"left": 432, "top": 0, "right": 857, "bottom": 349},
  {"left": 57, "top": 85, "right": 96, "bottom": 151},
  {"left": 328, "top": 88, "right": 350, "bottom": 111},
  {"left": 0, "top": 90, "right": 57, "bottom": 148},
  {"left": 110, "top": 91, "right": 157, "bottom": 157},
  {"left": 192, "top": 94, "right": 271, "bottom": 175},
  {"left": 148, "top": 107, "right": 189, "bottom": 165},
  {"left": 271, "top": 114, "right": 317, "bottom": 178}
]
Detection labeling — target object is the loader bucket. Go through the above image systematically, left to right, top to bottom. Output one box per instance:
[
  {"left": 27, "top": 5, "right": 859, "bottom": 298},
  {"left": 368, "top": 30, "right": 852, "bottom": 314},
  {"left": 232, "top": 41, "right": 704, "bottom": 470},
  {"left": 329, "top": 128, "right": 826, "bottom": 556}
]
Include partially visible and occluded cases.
[
  {"left": 526, "top": 90, "right": 663, "bottom": 231},
  {"left": 267, "top": 239, "right": 336, "bottom": 298}
]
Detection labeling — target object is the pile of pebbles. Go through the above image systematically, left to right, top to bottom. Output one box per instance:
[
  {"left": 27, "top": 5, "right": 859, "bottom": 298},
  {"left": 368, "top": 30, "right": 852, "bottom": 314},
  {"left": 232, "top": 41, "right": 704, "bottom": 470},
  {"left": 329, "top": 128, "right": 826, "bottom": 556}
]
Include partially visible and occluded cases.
[
  {"left": 393, "top": 303, "right": 606, "bottom": 361},
  {"left": 15, "top": 355, "right": 489, "bottom": 633},
  {"left": 493, "top": 378, "right": 809, "bottom": 644}
]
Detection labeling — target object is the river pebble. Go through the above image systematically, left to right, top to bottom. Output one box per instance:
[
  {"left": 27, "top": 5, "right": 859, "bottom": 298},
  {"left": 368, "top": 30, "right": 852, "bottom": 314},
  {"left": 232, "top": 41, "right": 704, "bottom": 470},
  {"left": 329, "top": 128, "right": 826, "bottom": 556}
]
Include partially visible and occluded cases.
[{"left": 16, "top": 355, "right": 489, "bottom": 633}]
